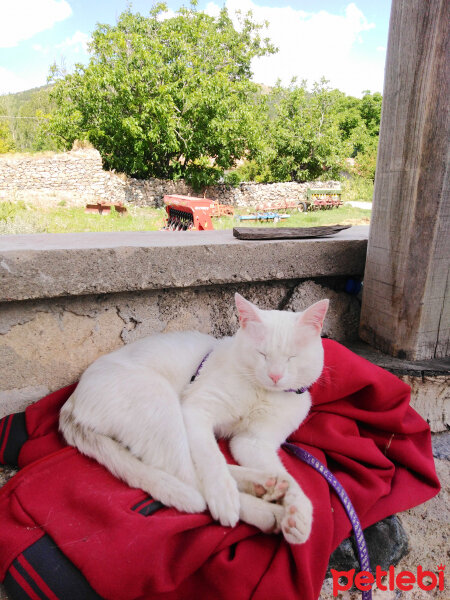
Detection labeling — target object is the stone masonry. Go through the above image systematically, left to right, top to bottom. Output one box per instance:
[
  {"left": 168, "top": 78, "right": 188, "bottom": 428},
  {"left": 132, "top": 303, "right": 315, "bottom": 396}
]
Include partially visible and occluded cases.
[
  {"left": 0, "top": 148, "right": 340, "bottom": 208},
  {"left": 0, "top": 228, "right": 368, "bottom": 414}
]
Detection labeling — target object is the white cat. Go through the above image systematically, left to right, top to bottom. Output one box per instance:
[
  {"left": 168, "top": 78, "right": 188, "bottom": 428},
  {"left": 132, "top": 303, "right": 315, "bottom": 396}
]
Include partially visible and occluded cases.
[{"left": 60, "top": 293, "right": 329, "bottom": 544}]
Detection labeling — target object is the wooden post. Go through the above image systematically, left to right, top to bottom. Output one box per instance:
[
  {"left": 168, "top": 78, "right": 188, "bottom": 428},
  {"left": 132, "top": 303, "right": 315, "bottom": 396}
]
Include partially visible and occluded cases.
[{"left": 359, "top": 0, "right": 449, "bottom": 360}]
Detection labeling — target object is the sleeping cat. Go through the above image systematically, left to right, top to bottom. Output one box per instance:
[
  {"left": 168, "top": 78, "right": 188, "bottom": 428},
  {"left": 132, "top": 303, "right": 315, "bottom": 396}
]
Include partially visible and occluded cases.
[{"left": 60, "top": 293, "right": 329, "bottom": 544}]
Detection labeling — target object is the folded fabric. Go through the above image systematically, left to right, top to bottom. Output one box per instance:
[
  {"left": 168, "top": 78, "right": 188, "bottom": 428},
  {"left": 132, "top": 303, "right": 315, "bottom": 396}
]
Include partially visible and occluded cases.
[{"left": 0, "top": 340, "right": 440, "bottom": 600}]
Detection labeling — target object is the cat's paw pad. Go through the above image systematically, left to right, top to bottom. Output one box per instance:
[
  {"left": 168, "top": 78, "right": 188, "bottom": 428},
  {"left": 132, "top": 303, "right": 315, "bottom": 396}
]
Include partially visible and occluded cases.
[
  {"left": 205, "top": 474, "right": 240, "bottom": 528},
  {"left": 253, "top": 476, "right": 289, "bottom": 502},
  {"left": 281, "top": 497, "right": 313, "bottom": 544},
  {"left": 256, "top": 502, "right": 284, "bottom": 534}
]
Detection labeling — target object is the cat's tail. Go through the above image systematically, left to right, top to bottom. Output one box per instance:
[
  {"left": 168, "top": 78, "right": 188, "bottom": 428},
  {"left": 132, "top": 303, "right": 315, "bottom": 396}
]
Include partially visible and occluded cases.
[{"left": 59, "top": 403, "right": 207, "bottom": 514}]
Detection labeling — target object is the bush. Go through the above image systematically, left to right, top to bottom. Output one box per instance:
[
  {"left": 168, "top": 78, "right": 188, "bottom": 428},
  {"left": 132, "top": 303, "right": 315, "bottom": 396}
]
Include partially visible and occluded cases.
[
  {"left": 223, "top": 172, "right": 242, "bottom": 187},
  {"left": 341, "top": 176, "right": 374, "bottom": 203}
]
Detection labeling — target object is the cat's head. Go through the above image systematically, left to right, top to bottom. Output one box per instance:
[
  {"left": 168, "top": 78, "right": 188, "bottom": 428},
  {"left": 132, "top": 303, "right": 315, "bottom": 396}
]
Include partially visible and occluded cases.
[{"left": 234, "top": 293, "right": 329, "bottom": 392}]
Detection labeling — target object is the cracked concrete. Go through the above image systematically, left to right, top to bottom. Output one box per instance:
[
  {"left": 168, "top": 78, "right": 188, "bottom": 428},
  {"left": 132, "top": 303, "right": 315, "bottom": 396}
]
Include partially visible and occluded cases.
[
  {"left": 0, "top": 228, "right": 369, "bottom": 302},
  {"left": 0, "top": 279, "right": 360, "bottom": 415},
  {"left": 286, "top": 280, "right": 361, "bottom": 341},
  {"left": 0, "top": 308, "right": 124, "bottom": 415},
  {"left": 403, "top": 375, "right": 449, "bottom": 432}
]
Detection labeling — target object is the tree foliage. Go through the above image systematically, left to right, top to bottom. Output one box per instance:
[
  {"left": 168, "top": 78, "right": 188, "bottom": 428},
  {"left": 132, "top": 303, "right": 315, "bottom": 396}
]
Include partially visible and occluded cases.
[
  {"left": 47, "top": 1, "right": 275, "bottom": 187},
  {"left": 4, "top": 3, "right": 383, "bottom": 185},
  {"left": 249, "top": 79, "right": 352, "bottom": 182},
  {"left": 243, "top": 84, "right": 381, "bottom": 183},
  {"left": 0, "top": 86, "right": 57, "bottom": 152},
  {"left": 0, "top": 118, "right": 15, "bottom": 153}
]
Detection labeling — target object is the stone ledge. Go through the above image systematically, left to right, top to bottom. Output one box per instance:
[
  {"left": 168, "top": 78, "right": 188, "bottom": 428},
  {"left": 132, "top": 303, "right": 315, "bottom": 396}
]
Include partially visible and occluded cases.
[
  {"left": 0, "top": 226, "right": 368, "bottom": 302},
  {"left": 345, "top": 341, "right": 450, "bottom": 377}
]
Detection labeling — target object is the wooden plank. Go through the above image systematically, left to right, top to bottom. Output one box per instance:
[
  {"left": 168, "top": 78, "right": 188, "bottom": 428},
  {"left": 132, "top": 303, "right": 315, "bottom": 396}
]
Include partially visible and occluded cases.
[
  {"left": 359, "top": 0, "right": 450, "bottom": 360},
  {"left": 233, "top": 225, "right": 351, "bottom": 240}
]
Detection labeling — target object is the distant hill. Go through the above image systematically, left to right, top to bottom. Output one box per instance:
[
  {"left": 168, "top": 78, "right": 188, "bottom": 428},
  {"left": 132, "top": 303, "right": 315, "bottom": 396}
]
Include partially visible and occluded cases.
[
  {"left": 1, "top": 83, "right": 52, "bottom": 100},
  {"left": 0, "top": 85, "right": 57, "bottom": 152}
]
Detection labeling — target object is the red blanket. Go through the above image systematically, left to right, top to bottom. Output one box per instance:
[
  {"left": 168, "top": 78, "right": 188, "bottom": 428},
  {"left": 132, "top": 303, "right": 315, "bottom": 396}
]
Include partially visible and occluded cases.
[{"left": 0, "top": 340, "right": 440, "bottom": 600}]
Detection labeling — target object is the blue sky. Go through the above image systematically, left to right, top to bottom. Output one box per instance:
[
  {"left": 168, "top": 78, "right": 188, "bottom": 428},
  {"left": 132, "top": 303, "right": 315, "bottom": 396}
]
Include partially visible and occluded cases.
[{"left": 0, "top": 0, "right": 392, "bottom": 97}]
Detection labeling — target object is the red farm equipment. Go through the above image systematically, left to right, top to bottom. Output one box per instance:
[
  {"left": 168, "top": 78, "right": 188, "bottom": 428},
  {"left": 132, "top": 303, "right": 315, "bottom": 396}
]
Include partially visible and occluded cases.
[
  {"left": 306, "top": 189, "right": 343, "bottom": 210},
  {"left": 162, "top": 195, "right": 233, "bottom": 231}
]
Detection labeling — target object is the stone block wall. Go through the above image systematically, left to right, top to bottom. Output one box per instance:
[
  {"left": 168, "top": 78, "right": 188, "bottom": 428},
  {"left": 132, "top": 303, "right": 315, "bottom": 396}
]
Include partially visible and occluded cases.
[
  {"left": 0, "top": 148, "right": 340, "bottom": 208},
  {"left": 0, "top": 149, "right": 107, "bottom": 204},
  {"left": 0, "top": 228, "right": 368, "bottom": 415},
  {"left": 0, "top": 278, "right": 361, "bottom": 416}
]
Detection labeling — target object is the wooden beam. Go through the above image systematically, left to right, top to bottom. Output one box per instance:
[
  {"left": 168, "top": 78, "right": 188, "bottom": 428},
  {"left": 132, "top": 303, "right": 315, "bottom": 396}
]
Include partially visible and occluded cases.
[
  {"left": 360, "top": 0, "right": 449, "bottom": 360},
  {"left": 233, "top": 225, "right": 350, "bottom": 240}
]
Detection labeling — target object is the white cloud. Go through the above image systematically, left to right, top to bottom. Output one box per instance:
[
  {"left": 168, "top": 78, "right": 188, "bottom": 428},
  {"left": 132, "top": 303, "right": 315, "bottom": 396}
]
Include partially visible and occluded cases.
[
  {"left": 0, "top": 0, "right": 72, "bottom": 48},
  {"left": 206, "top": 0, "right": 384, "bottom": 97},
  {"left": 157, "top": 8, "right": 176, "bottom": 21},
  {"left": 56, "top": 31, "right": 90, "bottom": 54},
  {"left": 32, "top": 44, "right": 50, "bottom": 54},
  {"left": 0, "top": 66, "right": 44, "bottom": 94}
]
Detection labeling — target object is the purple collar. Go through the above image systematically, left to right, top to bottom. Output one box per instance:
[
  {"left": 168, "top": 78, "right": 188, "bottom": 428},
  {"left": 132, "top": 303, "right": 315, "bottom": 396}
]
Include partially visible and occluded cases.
[
  {"left": 191, "top": 350, "right": 213, "bottom": 382},
  {"left": 192, "top": 353, "right": 308, "bottom": 395},
  {"left": 284, "top": 387, "right": 307, "bottom": 394}
]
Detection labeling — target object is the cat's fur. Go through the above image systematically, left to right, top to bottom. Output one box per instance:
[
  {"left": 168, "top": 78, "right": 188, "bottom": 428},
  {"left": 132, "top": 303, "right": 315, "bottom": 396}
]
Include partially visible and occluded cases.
[{"left": 60, "top": 293, "right": 329, "bottom": 544}]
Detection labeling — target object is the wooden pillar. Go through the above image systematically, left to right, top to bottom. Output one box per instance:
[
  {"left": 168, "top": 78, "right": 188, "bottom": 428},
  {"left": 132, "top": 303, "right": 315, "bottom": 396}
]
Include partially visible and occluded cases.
[{"left": 359, "top": 0, "right": 449, "bottom": 360}]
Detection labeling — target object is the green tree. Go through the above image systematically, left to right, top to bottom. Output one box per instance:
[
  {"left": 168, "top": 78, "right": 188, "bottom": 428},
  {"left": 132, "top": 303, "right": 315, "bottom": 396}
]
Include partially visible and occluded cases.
[
  {"left": 47, "top": 2, "right": 275, "bottom": 188},
  {"left": 251, "top": 79, "right": 351, "bottom": 182},
  {"left": 0, "top": 86, "right": 58, "bottom": 153},
  {"left": 16, "top": 87, "right": 58, "bottom": 151},
  {"left": 359, "top": 91, "right": 382, "bottom": 136},
  {"left": 350, "top": 92, "right": 382, "bottom": 179},
  {"left": 0, "top": 96, "right": 15, "bottom": 153},
  {"left": 0, "top": 115, "right": 15, "bottom": 153},
  {"left": 0, "top": 123, "right": 15, "bottom": 153}
]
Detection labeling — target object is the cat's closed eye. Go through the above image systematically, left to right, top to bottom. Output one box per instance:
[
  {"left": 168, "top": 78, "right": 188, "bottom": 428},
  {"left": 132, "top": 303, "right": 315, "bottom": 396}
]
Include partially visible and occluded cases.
[{"left": 257, "top": 351, "right": 267, "bottom": 359}]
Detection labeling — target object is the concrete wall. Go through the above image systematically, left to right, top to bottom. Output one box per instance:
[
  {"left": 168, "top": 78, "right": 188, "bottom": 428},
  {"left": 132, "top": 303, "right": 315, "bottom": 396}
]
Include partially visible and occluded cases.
[
  {"left": 0, "top": 148, "right": 340, "bottom": 208},
  {"left": 0, "top": 228, "right": 368, "bottom": 416}
]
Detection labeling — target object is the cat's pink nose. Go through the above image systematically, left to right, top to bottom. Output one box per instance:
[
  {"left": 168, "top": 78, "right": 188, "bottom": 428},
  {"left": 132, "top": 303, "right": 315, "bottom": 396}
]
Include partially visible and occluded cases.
[{"left": 269, "top": 373, "right": 282, "bottom": 384}]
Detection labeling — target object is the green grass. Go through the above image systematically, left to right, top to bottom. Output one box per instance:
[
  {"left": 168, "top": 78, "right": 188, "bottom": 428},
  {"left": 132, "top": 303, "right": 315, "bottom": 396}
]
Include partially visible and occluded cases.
[
  {"left": 341, "top": 176, "right": 374, "bottom": 203},
  {"left": 0, "top": 200, "right": 371, "bottom": 235},
  {"left": 0, "top": 203, "right": 165, "bottom": 234},
  {"left": 218, "top": 204, "right": 371, "bottom": 230}
]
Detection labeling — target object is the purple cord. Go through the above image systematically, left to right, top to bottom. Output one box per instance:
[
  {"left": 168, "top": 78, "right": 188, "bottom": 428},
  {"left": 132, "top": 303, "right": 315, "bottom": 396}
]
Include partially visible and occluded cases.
[
  {"left": 191, "top": 351, "right": 212, "bottom": 382},
  {"left": 191, "top": 354, "right": 371, "bottom": 597},
  {"left": 282, "top": 442, "right": 372, "bottom": 600}
]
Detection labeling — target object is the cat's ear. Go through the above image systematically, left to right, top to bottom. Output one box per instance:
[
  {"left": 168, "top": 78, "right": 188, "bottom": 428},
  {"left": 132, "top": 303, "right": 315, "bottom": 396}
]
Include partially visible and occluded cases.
[
  {"left": 235, "top": 293, "right": 262, "bottom": 328},
  {"left": 300, "top": 299, "right": 329, "bottom": 333}
]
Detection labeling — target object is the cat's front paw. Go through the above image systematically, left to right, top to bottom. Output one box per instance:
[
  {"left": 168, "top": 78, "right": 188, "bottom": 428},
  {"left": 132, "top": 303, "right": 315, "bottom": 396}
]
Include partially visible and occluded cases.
[
  {"left": 204, "top": 472, "right": 240, "bottom": 527},
  {"left": 172, "top": 487, "right": 207, "bottom": 514},
  {"left": 281, "top": 492, "right": 313, "bottom": 544}
]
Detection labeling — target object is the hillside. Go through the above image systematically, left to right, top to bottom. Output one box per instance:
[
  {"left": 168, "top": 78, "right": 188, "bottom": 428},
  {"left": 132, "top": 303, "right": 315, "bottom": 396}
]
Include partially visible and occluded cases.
[{"left": 0, "top": 85, "right": 57, "bottom": 152}]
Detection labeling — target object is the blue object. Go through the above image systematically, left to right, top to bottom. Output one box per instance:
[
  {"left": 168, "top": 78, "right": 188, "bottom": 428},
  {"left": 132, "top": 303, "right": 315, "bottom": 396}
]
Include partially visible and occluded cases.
[
  {"left": 239, "top": 212, "right": 290, "bottom": 221},
  {"left": 345, "top": 279, "right": 363, "bottom": 295}
]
